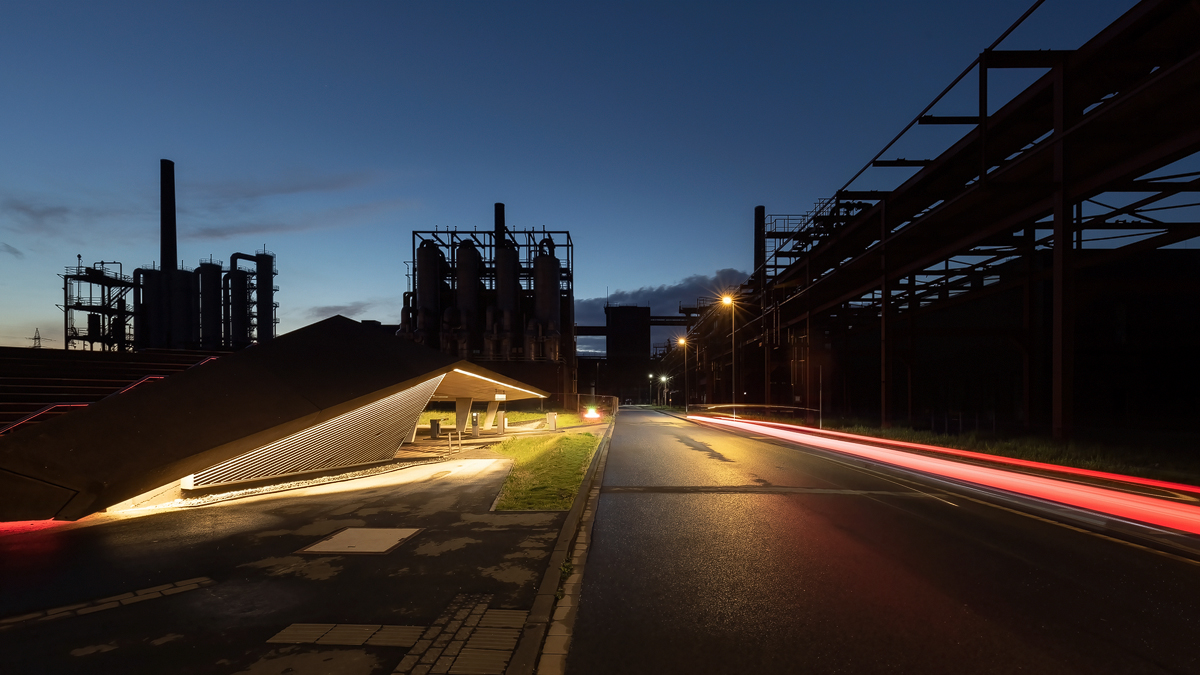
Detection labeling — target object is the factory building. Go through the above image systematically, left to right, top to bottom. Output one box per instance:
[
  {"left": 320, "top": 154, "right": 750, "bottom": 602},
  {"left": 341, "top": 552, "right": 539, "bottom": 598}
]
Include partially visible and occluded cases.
[
  {"left": 59, "top": 160, "right": 276, "bottom": 353},
  {"left": 397, "top": 203, "right": 577, "bottom": 400}
]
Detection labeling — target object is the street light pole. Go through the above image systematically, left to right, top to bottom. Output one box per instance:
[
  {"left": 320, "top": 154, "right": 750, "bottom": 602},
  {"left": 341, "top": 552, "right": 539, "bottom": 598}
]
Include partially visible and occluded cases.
[
  {"left": 723, "top": 295, "right": 736, "bottom": 416},
  {"left": 678, "top": 337, "right": 688, "bottom": 414}
]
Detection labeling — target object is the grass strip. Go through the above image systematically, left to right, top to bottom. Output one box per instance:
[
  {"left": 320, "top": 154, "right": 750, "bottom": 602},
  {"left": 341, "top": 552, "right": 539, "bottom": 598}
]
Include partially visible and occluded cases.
[{"left": 493, "top": 432, "right": 601, "bottom": 510}]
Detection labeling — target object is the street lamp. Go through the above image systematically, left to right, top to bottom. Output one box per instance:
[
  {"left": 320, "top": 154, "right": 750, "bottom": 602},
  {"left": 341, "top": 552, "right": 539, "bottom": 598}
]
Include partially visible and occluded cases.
[
  {"left": 723, "top": 295, "right": 736, "bottom": 415},
  {"left": 678, "top": 337, "right": 688, "bottom": 414},
  {"left": 660, "top": 375, "right": 668, "bottom": 406}
]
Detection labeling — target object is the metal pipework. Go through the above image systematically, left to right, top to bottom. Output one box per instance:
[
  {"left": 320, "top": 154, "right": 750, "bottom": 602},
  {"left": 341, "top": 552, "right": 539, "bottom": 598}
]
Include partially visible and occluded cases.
[
  {"left": 456, "top": 240, "right": 483, "bottom": 356},
  {"left": 415, "top": 241, "right": 444, "bottom": 348},
  {"left": 254, "top": 252, "right": 275, "bottom": 342},
  {"left": 196, "top": 262, "right": 223, "bottom": 349}
]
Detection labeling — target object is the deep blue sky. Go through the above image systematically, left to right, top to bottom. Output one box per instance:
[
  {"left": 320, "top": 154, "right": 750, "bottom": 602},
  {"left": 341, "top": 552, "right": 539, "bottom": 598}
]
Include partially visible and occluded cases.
[{"left": 0, "top": 0, "right": 1137, "bottom": 350}]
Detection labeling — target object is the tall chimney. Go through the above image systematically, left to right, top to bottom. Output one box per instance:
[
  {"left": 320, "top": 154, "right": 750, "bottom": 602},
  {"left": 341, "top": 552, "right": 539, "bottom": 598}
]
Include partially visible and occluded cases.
[
  {"left": 161, "top": 159, "right": 177, "bottom": 271},
  {"left": 494, "top": 202, "right": 506, "bottom": 247}
]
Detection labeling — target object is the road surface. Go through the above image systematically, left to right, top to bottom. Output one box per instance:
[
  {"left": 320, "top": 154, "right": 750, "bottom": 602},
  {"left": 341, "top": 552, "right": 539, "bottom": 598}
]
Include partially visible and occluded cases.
[{"left": 566, "top": 409, "right": 1200, "bottom": 674}]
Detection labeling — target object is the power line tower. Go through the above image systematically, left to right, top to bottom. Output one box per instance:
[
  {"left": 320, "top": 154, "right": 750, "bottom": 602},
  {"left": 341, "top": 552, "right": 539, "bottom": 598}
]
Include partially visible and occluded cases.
[{"left": 27, "top": 328, "right": 54, "bottom": 349}]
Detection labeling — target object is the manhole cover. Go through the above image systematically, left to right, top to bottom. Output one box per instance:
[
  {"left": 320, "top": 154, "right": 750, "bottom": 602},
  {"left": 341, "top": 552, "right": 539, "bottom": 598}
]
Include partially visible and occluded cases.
[{"left": 297, "top": 527, "right": 422, "bottom": 555}]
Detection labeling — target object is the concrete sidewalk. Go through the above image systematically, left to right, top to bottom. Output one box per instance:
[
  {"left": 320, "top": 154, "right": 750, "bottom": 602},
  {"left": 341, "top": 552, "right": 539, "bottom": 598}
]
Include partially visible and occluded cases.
[{"left": 0, "top": 425, "right": 611, "bottom": 675}]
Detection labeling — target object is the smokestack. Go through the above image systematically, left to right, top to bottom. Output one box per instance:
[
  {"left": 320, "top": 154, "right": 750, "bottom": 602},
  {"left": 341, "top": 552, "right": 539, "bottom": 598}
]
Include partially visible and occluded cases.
[
  {"left": 161, "top": 159, "right": 177, "bottom": 272},
  {"left": 494, "top": 202, "right": 506, "bottom": 247}
]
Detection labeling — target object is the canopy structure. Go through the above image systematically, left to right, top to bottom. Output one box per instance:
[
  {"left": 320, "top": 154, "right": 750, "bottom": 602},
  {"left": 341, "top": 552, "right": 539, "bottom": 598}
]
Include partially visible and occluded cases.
[{"left": 0, "top": 316, "right": 546, "bottom": 521}]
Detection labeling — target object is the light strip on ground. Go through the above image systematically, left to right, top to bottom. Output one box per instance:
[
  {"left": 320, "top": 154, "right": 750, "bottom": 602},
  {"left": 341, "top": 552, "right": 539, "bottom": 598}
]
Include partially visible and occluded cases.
[
  {"left": 451, "top": 369, "right": 546, "bottom": 398},
  {"left": 691, "top": 416, "right": 1200, "bottom": 536},
  {"left": 731, "top": 418, "right": 1200, "bottom": 494},
  {"left": 0, "top": 520, "right": 70, "bottom": 536}
]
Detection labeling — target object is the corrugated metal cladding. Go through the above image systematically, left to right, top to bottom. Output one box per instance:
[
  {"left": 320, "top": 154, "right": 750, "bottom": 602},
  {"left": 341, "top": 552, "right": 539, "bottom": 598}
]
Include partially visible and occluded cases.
[{"left": 191, "top": 374, "right": 445, "bottom": 488}]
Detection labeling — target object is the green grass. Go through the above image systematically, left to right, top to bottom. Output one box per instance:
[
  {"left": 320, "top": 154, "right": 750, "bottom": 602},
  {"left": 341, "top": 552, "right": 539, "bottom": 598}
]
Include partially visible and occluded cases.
[{"left": 492, "top": 432, "right": 602, "bottom": 510}]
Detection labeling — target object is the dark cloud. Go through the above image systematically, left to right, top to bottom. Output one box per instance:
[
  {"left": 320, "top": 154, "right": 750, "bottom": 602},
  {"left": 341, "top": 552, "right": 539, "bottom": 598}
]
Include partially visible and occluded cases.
[
  {"left": 1, "top": 171, "right": 383, "bottom": 240},
  {"left": 183, "top": 171, "right": 377, "bottom": 206},
  {"left": 176, "top": 172, "right": 383, "bottom": 222},
  {"left": 1, "top": 197, "right": 78, "bottom": 234},
  {"left": 182, "top": 197, "right": 416, "bottom": 241},
  {"left": 2, "top": 198, "right": 70, "bottom": 226},
  {"left": 186, "top": 220, "right": 318, "bottom": 241},
  {"left": 1, "top": 242, "right": 24, "bottom": 258},
  {"left": 574, "top": 268, "right": 747, "bottom": 327},
  {"left": 573, "top": 269, "right": 748, "bottom": 354},
  {"left": 304, "top": 301, "right": 374, "bottom": 320},
  {"left": 577, "top": 336, "right": 606, "bottom": 354}
]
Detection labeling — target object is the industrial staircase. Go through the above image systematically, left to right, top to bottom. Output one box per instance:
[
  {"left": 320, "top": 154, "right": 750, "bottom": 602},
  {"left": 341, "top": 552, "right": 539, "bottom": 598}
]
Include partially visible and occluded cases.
[{"left": 0, "top": 347, "right": 219, "bottom": 434}]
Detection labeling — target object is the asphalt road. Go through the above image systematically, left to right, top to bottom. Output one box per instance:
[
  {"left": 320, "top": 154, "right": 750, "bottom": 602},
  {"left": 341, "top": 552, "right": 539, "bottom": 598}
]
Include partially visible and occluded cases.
[
  {"left": 566, "top": 409, "right": 1200, "bottom": 675},
  {"left": 0, "top": 457, "right": 563, "bottom": 674}
]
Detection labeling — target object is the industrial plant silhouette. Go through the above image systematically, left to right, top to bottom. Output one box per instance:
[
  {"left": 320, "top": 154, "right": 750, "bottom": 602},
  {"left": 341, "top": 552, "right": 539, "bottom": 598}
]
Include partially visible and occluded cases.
[{"left": 60, "top": 160, "right": 277, "bottom": 353}]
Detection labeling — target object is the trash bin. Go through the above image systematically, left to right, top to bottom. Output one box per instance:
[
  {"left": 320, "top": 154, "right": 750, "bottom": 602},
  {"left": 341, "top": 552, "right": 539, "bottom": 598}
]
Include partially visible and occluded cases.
[{"left": 430, "top": 418, "right": 441, "bottom": 440}]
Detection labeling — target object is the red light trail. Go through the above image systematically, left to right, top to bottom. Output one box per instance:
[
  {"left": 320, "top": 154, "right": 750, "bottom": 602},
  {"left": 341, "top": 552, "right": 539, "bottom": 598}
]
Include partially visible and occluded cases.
[
  {"left": 691, "top": 416, "right": 1200, "bottom": 536},
  {"left": 738, "top": 419, "right": 1200, "bottom": 494}
]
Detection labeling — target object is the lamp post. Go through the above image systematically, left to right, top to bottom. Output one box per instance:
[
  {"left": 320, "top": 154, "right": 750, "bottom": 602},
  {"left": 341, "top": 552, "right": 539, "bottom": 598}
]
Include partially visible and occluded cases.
[
  {"left": 723, "top": 295, "right": 736, "bottom": 415},
  {"left": 678, "top": 337, "right": 688, "bottom": 414},
  {"left": 659, "top": 375, "right": 668, "bottom": 406}
]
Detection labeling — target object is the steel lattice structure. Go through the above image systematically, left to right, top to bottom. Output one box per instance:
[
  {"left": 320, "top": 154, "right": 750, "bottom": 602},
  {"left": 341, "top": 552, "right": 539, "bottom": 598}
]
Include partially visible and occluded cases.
[{"left": 671, "top": 0, "right": 1200, "bottom": 440}]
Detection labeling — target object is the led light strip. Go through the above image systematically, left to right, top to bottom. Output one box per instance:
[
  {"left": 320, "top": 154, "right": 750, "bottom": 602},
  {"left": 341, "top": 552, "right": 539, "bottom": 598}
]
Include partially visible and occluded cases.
[
  {"left": 451, "top": 368, "right": 546, "bottom": 398},
  {"left": 692, "top": 416, "right": 1200, "bottom": 535}
]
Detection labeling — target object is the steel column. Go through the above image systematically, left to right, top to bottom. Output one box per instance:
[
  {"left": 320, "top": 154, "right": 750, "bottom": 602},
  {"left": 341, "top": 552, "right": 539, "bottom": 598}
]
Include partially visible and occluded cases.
[
  {"left": 1051, "top": 61, "right": 1074, "bottom": 440},
  {"left": 880, "top": 204, "right": 890, "bottom": 428}
]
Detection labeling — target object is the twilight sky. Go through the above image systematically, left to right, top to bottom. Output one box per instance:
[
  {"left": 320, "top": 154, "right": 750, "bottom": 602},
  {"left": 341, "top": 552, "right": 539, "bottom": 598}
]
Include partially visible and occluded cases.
[{"left": 0, "top": 0, "right": 1138, "bottom": 351}]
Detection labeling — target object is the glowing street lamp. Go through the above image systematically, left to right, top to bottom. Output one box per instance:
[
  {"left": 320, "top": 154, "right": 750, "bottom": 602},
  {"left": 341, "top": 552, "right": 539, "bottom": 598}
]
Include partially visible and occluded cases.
[
  {"left": 723, "top": 295, "right": 736, "bottom": 415},
  {"left": 678, "top": 337, "right": 688, "bottom": 414},
  {"left": 659, "top": 375, "right": 668, "bottom": 406}
]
